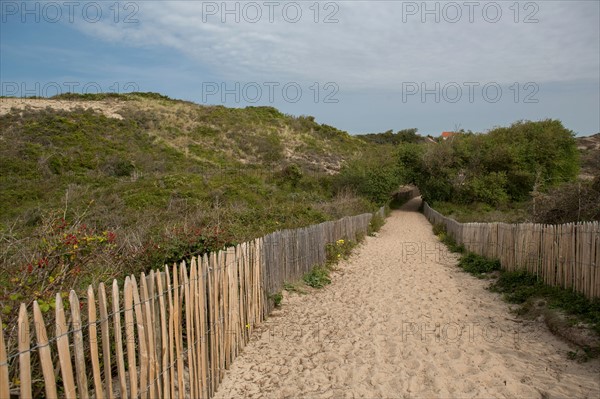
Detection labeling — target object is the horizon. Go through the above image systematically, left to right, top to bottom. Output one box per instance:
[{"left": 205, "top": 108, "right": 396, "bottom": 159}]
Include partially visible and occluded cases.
[
  {"left": 1, "top": 1, "right": 599, "bottom": 136},
  {"left": 1, "top": 93, "right": 599, "bottom": 138}
]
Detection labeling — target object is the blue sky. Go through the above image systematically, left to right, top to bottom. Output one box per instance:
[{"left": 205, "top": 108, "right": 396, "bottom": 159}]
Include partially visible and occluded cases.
[{"left": 1, "top": 0, "right": 599, "bottom": 135}]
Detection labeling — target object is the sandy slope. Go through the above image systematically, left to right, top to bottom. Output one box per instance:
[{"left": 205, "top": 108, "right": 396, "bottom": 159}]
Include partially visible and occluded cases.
[
  {"left": 0, "top": 98, "right": 124, "bottom": 119},
  {"left": 214, "top": 197, "right": 600, "bottom": 398}
]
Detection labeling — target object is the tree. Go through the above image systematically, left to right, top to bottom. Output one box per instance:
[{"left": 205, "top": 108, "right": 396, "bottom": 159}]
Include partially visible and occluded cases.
[{"left": 408, "top": 119, "right": 580, "bottom": 206}]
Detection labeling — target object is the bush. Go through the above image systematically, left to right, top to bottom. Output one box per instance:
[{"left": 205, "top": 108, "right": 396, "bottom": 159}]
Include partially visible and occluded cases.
[
  {"left": 409, "top": 119, "right": 579, "bottom": 207},
  {"left": 335, "top": 148, "right": 403, "bottom": 206},
  {"left": 279, "top": 164, "right": 303, "bottom": 188},
  {"left": 461, "top": 172, "right": 509, "bottom": 205},
  {"left": 531, "top": 177, "right": 600, "bottom": 223},
  {"left": 368, "top": 213, "right": 385, "bottom": 235},
  {"left": 432, "top": 223, "right": 465, "bottom": 253},
  {"left": 432, "top": 223, "right": 446, "bottom": 236},
  {"left": 326, "top": 239, "right": 355, "bottom": 264},
  {"left": 458, "top": 253, "right": 501, "bottom": 276},
  {"left": 303, "top": 266, "right": 331, "bottom": 288},
  {"left": 489, "top": 270, "right": 600, "bottom": 335},
  {"left": 489, "top": 270, "right": 542, "bottom": 303},
  {"left": 270, "top": 291, "right": 283, "bottom": 307}
]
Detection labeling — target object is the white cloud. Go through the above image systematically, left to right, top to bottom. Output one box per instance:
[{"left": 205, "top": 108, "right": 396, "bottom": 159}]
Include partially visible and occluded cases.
[{"left": 74, "top": 1, "right": 599, "bottom": 90}]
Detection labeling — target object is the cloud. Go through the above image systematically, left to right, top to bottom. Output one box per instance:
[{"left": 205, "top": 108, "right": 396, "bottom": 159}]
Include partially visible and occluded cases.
[{"left": 63, "top": 1, "right": 600, "bottom": 90}]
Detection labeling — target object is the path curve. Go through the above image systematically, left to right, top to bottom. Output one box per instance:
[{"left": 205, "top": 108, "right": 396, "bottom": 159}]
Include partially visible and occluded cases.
[{"left": 214, "top": 197, "right": 600, "bottom": 398}]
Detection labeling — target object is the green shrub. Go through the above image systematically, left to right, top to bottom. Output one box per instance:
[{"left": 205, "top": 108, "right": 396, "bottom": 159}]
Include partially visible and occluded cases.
[
  {"left": 410, "top": 119, "right": 579, "bottom": 207},
  {"left": 334, "top": 149, "right": 403, "bottom": 205},
  {"left": 279, "top": 164, "right": 303, "bottom": 188},
  {"left": 460, "top": 172, "right": 509, "bottom": 206},
  {"left": 368, "top": 213, "right": 385, "bottom": 235},
  {"left": 432, "top": 223, "right": 465, "bottom": 253},
  {"left": 432, "top": 223, "right": 446, "bottom": 236},
  {"left": 325, "top": 239, "right": 355, "bottom": 264},
  {"left": 458, "top": 253, "right": 500, "bottom": 276},
  {"left": 303, "top": 266, "right": 331, "bottom": 288},
  {"left": 489, "top": 270, "right": 600, "bottom": 336},
  {"left": 489, "top": 270, "right": 540, "bottom": 302},
  {"left": 270, "top": 291, "right": 283, "bottom": 307}
]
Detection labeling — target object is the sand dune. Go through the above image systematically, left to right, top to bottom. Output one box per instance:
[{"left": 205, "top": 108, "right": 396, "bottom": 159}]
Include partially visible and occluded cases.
[
  {"left": 0, "top": 98, "right": 124, "bottom": 119},
  {"left": 214, "top": 197, "right": 599, "bottom": 398}
]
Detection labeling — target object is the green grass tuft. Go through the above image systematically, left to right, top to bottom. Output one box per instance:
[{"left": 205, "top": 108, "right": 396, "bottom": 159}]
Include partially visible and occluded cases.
[
  {"left": 368, "top": 213, "right": 385, "bottom": 236},
  {"left": 458, "top": 252, "right": 501, "bottom": 276},
  {"left": 303, "top": 266, "right": 331, "bottom": 288}
]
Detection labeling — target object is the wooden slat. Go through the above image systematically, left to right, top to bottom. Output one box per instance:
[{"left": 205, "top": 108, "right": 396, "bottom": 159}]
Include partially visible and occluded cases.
[
  {"left": 592, "top": 227, "right": 600, "bottom": 298},
  {"left": 239, "top": 244, "right": 248, "bottom": 345},
  {"left": 222, "top": 249, "right": 230, "bottom": 371},
  {"left": 216, "top": 250, "right": 225, "bottom": 385},
  {"left": 207, "top": 252, "right": 217, "bottom": 397},
  {"left": 199, "top": 255, "right": 209, "bottom": 399},
  {"left": 191, "top": 257, "right": 205, "bottom": 399},
  {"left": 181, "top": 261, "right": 196, "bottom": 398},
  {"left": 172, "top": 264, "right": 185, "bottom": 396},
  {"left": 165, "top": 266, "right": 177, "bottom": 399},
  {"left": 155, "top": 269, "right": 171, "bottom": 399},
  {"left": 148, "top": 270, "right": 162, "bottom": 396},
  {"left": 141, "top": 273, "right": 157, "bottom": 399},
  {"left": 131, "top": 276, "right": 148, "bottom": 399},
  {"left": 124, "top": 277, "right": 138, "bottom": 399},
  {"left": 112, "top": 280, "right": 128, "bottom": 398},
  {"left": 98, "top": 283, "right": 114, "bottom": 399},
  {"left": 87, "top": 285, "right": 104, "bottom": 399},
  {"left": 69, "top": 290, "right": 89, "bottom": 399},
  {"left": 55, "top": 293, "right": 77, "bottom": 398},
  {"left": 33, "top": 301, "right": 58, "bottom": 399},
  {"left": 17, "top": 304, "right": 32, "bottom": 399},
  {"left": 0, "top": 315, "right": 10, "bottom": 399}
]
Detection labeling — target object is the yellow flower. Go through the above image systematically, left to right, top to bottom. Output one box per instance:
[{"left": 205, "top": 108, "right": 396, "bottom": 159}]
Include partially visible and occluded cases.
[{"left": 73, "top": 244, "right": 78, "bottom": 249}]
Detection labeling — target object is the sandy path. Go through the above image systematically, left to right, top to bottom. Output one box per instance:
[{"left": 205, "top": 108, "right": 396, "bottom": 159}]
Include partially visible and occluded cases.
[{"left": 214, "top": 198, "right": 600, "bottom": 398}]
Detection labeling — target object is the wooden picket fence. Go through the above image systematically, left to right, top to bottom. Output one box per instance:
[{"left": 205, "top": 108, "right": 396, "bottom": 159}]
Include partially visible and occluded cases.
[
  {"left": 423, "top": 202, "right": 600, "bottom": 298},
  {"left": 0, "top": 206, "right": 388, "bottom": 398},
  {"left": 261, "top": 212, "right": 376, "bottom": 315}
]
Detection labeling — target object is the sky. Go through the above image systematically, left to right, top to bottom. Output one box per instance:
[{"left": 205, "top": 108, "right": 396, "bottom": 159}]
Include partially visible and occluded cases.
[{"left": 1, "top": 0, "right": 599, "bottom": 136}]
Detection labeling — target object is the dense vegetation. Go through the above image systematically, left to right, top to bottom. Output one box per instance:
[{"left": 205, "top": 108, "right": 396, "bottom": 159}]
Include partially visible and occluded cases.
[
  {"left": 0, "top": 93, "right": 395, "bottom": 324},
  {"left": 397, "top": 120, "right": 591, "bottom": 223},
  {"left": 399, "top": 120, "right": 580, "bottom": 205},
  {"left": 357, "top": 128, "right": 423, "bottom": 145}
]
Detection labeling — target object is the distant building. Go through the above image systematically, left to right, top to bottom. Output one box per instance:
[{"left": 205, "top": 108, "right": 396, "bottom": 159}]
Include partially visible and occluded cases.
[{"left": 441, "top": 131, "right": 456, "bottom": 141}]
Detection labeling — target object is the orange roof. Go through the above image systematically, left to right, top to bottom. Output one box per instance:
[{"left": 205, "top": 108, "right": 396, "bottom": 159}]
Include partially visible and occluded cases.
[{"left": 441, "top": 131, "right": 455, "bottom": 137}]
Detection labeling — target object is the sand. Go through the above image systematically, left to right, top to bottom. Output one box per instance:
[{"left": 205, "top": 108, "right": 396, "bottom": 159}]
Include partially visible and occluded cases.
[
  {"left": 0, "top": 98, "right": 124, "bottom": 119},
  {"left": 214, "top": 197, "right": 600, "bottom": 398}
]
